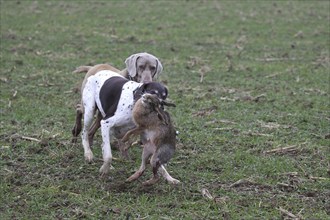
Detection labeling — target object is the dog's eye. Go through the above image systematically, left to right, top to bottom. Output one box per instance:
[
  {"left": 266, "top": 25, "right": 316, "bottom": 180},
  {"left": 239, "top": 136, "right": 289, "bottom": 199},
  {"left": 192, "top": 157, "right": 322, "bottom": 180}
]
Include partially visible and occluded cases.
[
  {"left": 138, "top": 65, "right": 145, "bottom": 71},
  {"left": 150, "top": 66, "right": 156, "bottom": 72},
  {"left": 162, "top": 92, "right": 167, "bottom": 99}
]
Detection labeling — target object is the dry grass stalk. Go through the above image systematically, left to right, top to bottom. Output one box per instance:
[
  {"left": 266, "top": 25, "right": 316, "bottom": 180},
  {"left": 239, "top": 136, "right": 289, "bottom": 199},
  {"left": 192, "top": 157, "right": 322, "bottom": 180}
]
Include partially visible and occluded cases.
[
  {"left": 256, "top": 57, "right": 299, "bottom": 62},
  {"left": 265, "top": 72, "right": 282, "bottom": 78},
  {"left": 12, "top": 90, "right": 17, "bottom": 98},
  {"left": 220, "top": 97, "right": 236, "bottom": 102},
  {"left": 219, "top": 119, "right": 237, "bottom": 124},
  {"left": 214, "top": 127, "right": 234, "bottom": 131},
  {"left": 244, "top": 131, "right": 273, "bottom": 137},
  {"left": 20, "top": 136, "right": 41, "bottom": 143},
  {"left": 264, "top": 146, "right": 298, "bottom": 154},
  {"left": 280, "top": 172, "right": 299, "bottom": 177},
  {"left": 309, "top": 176, "right": 328, "bottom": 181},
  {"left": 229, "top": 179, "right": 254, "bottom": 188},
  {"left": 277, "top": 182, "right": 291, "bottom": 188},
  {"left": 201, "top": 188, "right": 214, "bottom": 200},
  {"left": 278, "top": 207, "right": 300, "bottom": 219}
]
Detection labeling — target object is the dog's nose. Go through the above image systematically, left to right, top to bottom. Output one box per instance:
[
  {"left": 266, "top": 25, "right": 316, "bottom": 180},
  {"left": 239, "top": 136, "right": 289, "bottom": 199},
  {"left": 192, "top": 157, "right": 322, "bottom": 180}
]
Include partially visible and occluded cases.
[
  {"left": 141, "top": 74, "right": 152, "bottom": 83},
  {"left": 142, "top": 79, "right": 151, "bottom": 84}
]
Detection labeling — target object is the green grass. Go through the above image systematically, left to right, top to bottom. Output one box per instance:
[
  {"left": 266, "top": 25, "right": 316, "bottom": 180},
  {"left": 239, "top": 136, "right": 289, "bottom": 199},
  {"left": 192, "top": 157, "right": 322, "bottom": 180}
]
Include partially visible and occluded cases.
[{"left": 1, "top": 1, "right": 329, "bottom": 219}]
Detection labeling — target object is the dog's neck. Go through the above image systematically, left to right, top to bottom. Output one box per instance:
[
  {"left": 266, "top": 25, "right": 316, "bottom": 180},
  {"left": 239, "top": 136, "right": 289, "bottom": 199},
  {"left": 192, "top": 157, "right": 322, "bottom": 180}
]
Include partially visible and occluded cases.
[
  {"left": 121, "top": 68, "right": 137, "bottom": 81},
  {"left": 133, "top": 85, "right": 144, "bottom": 103}
]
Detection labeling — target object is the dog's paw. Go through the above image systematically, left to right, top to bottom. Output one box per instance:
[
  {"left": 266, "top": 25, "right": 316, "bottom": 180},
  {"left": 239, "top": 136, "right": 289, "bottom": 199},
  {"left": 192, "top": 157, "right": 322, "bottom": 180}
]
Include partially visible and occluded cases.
[
  {"left": 84, "top": 151, "right": 94, "bottom": 162},
  {"left": 100, "top": 164, "right": 110, "bottom": 177}
]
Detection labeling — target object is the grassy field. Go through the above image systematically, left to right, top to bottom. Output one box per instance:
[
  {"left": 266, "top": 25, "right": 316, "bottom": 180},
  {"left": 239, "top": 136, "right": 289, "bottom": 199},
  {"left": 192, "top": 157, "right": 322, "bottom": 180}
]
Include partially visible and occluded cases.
[{"left": 1, "top": 1, "right": 329, "bottom": 219}]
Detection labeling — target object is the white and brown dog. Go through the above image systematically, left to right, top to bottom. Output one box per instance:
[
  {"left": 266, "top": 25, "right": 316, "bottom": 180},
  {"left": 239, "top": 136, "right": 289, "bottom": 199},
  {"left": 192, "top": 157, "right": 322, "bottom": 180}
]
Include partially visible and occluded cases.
[
  {"left": 72, "top": 52, "right": 163, "bottom": 145},
  {"left": 81, "top": 70, "right": 179, "bottom": 184}
]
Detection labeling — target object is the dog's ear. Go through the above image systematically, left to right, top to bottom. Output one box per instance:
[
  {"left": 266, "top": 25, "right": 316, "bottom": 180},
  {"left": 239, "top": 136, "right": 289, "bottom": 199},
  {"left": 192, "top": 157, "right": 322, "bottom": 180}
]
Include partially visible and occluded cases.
[
  {"left": 125, "top": 54, "right": 139, "bottom": 78},
  {"left": 154, "top": 58, "right": 163, "bottom": 78},
  {"left": 133, "top": 83, "right": 149, "bottom": 101}
]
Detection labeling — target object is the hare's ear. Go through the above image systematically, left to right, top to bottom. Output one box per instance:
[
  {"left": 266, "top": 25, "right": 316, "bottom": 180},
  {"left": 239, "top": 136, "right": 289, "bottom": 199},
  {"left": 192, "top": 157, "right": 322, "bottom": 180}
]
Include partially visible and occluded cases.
[
  {"left": 125, "top": 54, "right": 140, "bottom": 78},
  {"left": 161, "top": 100, "right": 176, "bottom": 107},
  {"left": 155, "top": 105, "right": 169, "bottom": 125}
]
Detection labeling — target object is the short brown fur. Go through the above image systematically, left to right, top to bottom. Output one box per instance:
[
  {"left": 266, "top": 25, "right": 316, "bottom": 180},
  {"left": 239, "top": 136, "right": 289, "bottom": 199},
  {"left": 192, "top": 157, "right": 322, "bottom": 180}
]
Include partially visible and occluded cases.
[{"left": 122, "top": 94, "right": 176, "bottom": 185}]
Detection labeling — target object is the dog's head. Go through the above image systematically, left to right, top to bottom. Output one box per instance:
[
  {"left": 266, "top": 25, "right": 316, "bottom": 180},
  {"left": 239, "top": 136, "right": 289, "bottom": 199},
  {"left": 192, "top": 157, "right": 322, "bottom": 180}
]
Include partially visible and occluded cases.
[
  {"left": 125, "top": 52, "right": 163, "bottom": 83},
  {"left": 133, "top": 82, "right": 167, "bottom": 102},
  {"left": 134, "top": 82, "right": 176, "bottom": 108}
]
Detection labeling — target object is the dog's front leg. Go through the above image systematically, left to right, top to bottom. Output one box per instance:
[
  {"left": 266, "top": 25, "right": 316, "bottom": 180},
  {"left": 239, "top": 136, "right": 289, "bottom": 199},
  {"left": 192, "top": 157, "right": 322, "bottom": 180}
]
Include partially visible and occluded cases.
[{"left": 99, "top": 119, "right": 113, "bottom": 176}]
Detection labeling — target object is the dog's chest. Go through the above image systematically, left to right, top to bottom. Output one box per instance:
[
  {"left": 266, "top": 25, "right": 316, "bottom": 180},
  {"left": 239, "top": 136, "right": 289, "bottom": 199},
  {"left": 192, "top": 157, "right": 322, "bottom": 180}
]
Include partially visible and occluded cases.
[
  {"left": 98, "top": 76, "right": 128, "bottom": 118},
  {"left": 110, "top": 82, "right": 143, "bottom": 137}
]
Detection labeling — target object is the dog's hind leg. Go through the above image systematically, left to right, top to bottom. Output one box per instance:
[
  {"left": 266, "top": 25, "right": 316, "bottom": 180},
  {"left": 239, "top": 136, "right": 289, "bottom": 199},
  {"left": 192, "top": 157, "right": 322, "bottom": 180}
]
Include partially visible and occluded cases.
[
  {"left": 81, "top": 82, "right": 97, "bottom": 162},
  {"left": 71, "top": 104, "right": 83, "bottom": 143},
  {"left": 81, "top": 106, "right": 95, "bottom": 162},
  {"left": 88, "top": 111, "right": 102, "bottom": 146}
]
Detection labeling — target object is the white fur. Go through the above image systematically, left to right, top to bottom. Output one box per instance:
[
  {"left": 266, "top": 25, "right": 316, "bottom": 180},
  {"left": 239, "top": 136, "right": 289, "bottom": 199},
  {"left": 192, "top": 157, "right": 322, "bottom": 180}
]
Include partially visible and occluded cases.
[{"left": 82, "top": 70, "right": 138, "bottom": 173}]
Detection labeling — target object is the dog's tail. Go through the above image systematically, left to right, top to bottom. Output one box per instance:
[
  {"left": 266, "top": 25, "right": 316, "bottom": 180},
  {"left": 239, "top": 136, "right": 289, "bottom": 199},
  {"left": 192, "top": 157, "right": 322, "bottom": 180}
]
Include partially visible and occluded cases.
[{"left": 73, "top": 66, "right": 92, "bottom": 74}]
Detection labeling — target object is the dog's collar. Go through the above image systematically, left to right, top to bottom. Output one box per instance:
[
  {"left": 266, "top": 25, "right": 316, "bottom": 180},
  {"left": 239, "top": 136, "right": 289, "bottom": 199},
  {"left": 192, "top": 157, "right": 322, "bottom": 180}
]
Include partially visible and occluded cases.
[{"left": 133, "top": 85, "right": 144, "bottom": 102}]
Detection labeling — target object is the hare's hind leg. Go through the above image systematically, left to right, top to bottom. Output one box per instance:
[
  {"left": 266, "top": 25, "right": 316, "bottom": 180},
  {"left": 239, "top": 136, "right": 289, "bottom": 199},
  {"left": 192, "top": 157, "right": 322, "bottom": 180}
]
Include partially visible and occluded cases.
[{"left": 126, "top": 141, "right": 153, "bottom": 182}]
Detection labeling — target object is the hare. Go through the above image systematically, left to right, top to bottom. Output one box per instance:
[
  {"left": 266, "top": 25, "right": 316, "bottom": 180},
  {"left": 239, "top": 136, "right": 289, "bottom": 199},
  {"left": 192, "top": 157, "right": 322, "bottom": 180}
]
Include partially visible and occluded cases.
[{"left": 122, "top": 93, "right": 179, "bottom": 185}]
